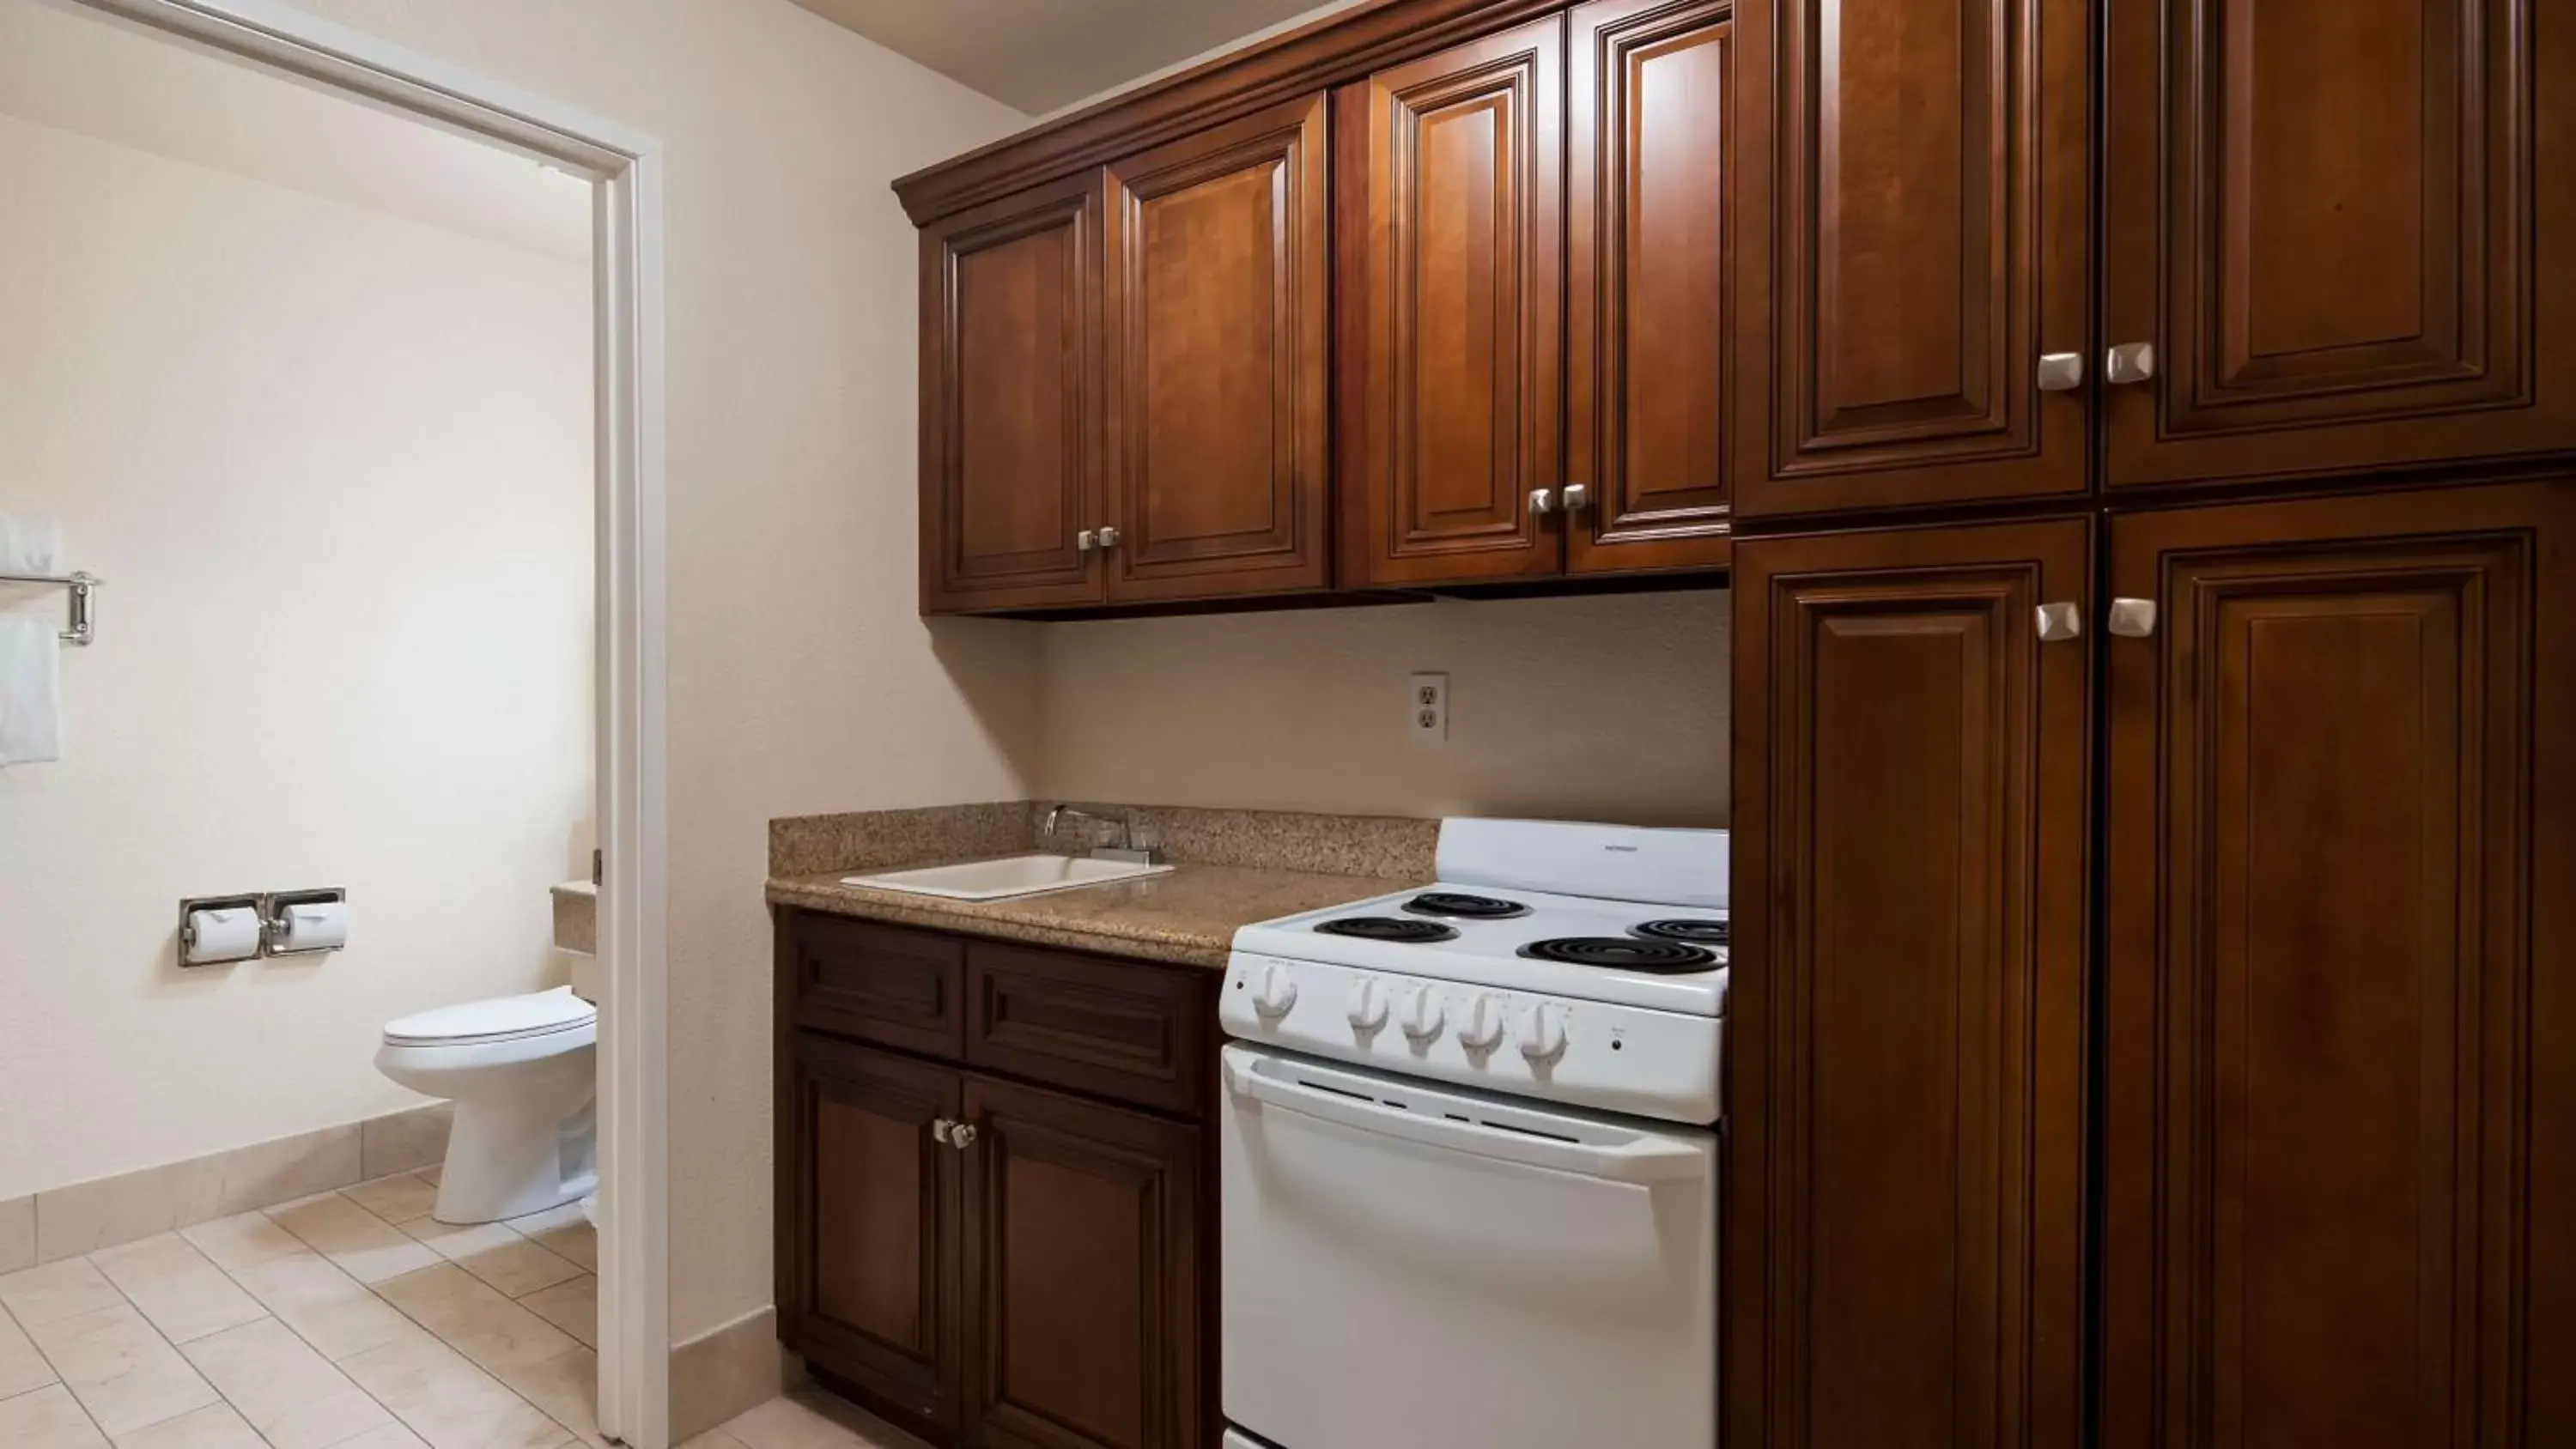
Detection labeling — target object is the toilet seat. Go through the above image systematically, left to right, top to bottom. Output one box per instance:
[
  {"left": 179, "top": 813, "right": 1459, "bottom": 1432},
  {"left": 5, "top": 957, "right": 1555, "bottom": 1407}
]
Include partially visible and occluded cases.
[{"left": 385, "top": 985, "right": 595, "bottom": 1047}]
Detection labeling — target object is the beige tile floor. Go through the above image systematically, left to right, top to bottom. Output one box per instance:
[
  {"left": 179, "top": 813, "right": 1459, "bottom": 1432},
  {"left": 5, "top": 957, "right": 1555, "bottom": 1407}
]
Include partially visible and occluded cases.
[{"left": 0, "top": 1172, "right": 915, "bottom": 1449}]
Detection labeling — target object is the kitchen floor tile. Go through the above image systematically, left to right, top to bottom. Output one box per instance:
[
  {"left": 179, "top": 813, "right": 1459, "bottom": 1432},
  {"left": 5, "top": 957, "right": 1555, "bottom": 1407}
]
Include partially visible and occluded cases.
[
  {"left": 341, "top": 1174, "right": 439, "bottom": 1228},
  {"left": 265, "top": 1194, "right": 440, "bottom": 1285},
  {"left": 175, "top": 1216, "right": 304, "bottom": 1276},
  {"left": 398, "top": 1219, "right": 581, "bottom": 1298},
  {"left": 88, "top": 1237, "right": 264, "bottom": 1346},
  {"left": 226, "top": 1253, "right": 419, "bottom": 1362},
  {"left": 0, "top": 1259, "right": 125, "bottom": 1330},
  {"left": 373, "top": 1264, "right": 576, "bottom": 1376},
  {"left": 516, "top": 1275, "right": 595, "bottom": 1348},
  {"left": 2, "top": 1295, "right": 61, "bottom": 1397},
  {"left": 21, "top": 1301, "right": 220, "bottom": 1436},
  {"left": 179, "top": 1318, "right": 392, "bottom": 1449},
  {"left": 337, "top": 1331, "right": 570, "bottom": 1449},
  {"left": 493, "top": 1345, "right": 605, "bottom": 1446},
  {"left": 0, "top": 1382, "right": 112, "bottom": 1447},
  {"left": 721, "top": 1387, "right": 933, "bottom": 1449},
  {"left": 107, "top": 1400, "right": 264, "bottom": 1449},
  {"left": 325, "top": 1425, "right": 433, "bottom": 1448}
]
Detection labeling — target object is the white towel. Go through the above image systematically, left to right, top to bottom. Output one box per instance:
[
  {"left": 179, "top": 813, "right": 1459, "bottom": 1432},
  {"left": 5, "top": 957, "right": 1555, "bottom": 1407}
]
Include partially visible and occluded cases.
[
  {"left": 0, "top": 514, "right": 68, "bottom": 765},
  {"left": 0, "top": 617, "right": 62, "bottom": 764}
]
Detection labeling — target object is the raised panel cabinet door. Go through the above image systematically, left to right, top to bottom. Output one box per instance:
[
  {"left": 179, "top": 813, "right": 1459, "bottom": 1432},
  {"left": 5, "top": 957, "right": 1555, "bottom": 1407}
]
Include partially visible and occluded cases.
[
  {"left": 1566, "top": 0, "right": 1736, "bottom": 573},
  {"left": 1730, "top": 0, "right": 2091, "bottom": 518},
  {"left": 2104, "top": 0, "right": 2576, "bottom": 490},
  {"left": 1339, "top": 16, "right": 1567, "bottom": 585},
  {"left": 1103, "top": 93, "right": 1332, "bottom": 603},
  {"left": 921, "top": 171, "right": 1106, "bottom": 612},
  {"left": 2101, "top": 482, "right": 2576, "bottom": 1449},
  {"left": 1729, "top": 518, "right": 2091, "bottom": 1449},
  {"left": 781, "top": 1034, "right": 963, "bottom": 1436},
  {"left": 960, "top": 1075, "right": 1202, "bottom": 1449}
]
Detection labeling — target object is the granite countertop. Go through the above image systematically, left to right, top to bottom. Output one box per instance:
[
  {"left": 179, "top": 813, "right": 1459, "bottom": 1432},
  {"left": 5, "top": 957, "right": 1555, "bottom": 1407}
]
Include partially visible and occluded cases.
[{"left": 766, "top": 858, "right": 1411, "bottom": 969}]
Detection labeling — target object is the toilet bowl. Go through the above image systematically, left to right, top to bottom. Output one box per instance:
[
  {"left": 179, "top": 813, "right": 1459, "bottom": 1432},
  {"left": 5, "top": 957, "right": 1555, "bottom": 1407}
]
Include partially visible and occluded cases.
[{"left": 375, "top": 985, "right": 598, "bottom": 1224}]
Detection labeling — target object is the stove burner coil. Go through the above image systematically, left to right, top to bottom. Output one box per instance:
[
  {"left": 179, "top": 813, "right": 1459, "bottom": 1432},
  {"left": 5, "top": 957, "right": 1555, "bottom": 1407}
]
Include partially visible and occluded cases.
[
  {"left": 1401, "top": 892, "right": 1530, "bottom": 920},
  {"left": 1316, "top": 917, "right": 1461, "bottom": 943},
  {"left": 1631, "top": 919, "right": 1730, "bottom": 947},
  {"left": 1517, "top": 937, "right": 1718, "bottom": 973}
]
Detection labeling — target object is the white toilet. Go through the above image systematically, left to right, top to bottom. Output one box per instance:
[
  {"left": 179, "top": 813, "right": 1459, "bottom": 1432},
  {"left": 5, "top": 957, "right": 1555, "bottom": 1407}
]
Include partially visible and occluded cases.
[{"left": 375, "top": 985, "right": 598, "bottom": 1224}]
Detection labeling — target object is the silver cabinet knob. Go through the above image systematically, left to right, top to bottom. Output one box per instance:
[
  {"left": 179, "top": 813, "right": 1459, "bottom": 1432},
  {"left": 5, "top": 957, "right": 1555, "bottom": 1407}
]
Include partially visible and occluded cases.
[
  {"left": 2105, "top": 343, "right": 2156, "bottom": 385},
  {"left": 2035, "top": 352, "right": 2085, "bottom": 391},
  {"left": 1562, "top": 483, "right": 1592, "bottom": 512},
  {"left": 1528, "top": 488, "right": 1559, "bottom": 516},
  {"left": 1096, "top": 526, "right": 1121, "bottom": 549},
  {"left": 1076, "top": 530, "right": 1097, "bottom": 552},
  {"left": 2107, "top": 598, "right": 2159, "bottom": 638},
  {"left": 2035, "top": 603, "right": 2083, "bottom": 643},
  {"left": 932, "top": 1118, "right": 956, "bottom": 1145},
  {"left": 948, "top": 1122, "right": 977, "bottom": 1151}
]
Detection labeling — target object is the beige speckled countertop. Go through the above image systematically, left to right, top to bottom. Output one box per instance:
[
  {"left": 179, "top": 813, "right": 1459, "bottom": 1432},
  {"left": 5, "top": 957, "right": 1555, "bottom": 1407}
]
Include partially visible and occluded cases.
[
  {"left": 764, "top": 801, "right": 1437, "bottom": 969},
  {"left": 767, "top": 860, "right": 1411, "bottom": 969}
]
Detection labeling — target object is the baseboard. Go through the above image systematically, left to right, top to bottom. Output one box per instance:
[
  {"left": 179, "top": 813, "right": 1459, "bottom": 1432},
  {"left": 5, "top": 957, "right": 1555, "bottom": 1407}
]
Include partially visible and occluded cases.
[
  {"left": 0, "top": 1102, "right": 452, "bottom": 1271},
  {"left": 670, "top": 1303, "right": 787, "bottom": 1442}
]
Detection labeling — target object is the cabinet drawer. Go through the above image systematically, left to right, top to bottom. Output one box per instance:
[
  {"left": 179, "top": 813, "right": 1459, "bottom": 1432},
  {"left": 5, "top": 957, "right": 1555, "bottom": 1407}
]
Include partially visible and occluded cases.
[
  {"left": 784, "top": 912, "right": 967, "bottom": 1058},
  {"left": 964, "top": 942, "right": 1209, "bottom": 1116}
]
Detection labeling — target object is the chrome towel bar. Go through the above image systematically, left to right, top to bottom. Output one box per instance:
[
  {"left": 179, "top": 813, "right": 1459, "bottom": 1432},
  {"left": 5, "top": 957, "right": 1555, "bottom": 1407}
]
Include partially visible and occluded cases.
[{"left": 0, "top": 570, "right": 101, "bottom": 645}]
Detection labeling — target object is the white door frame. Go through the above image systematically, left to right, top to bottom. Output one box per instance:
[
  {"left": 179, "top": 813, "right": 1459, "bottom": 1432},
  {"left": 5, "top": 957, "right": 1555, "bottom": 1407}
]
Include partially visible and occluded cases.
[{"left": 58, "top": 3, "right": 674, "bottom": 1443}]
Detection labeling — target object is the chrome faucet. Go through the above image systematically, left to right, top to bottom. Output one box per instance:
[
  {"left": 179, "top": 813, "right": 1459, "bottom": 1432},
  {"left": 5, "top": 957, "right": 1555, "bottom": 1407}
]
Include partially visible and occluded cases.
[{"left": 1044, "top": 803, "right": 1161, "bottom": 864}]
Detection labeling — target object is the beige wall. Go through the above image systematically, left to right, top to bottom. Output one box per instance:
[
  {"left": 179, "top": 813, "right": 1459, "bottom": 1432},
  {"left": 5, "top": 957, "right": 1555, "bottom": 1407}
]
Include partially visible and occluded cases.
[
  {"left": 262, "top": 0, "right": 1039, "bottom": 1345},
  {"left": 0, "top": 106, "right": 594, "bottom": 1197},
  {"left": 1037, "top": 591, "right": 1732, "bottom": 827}
]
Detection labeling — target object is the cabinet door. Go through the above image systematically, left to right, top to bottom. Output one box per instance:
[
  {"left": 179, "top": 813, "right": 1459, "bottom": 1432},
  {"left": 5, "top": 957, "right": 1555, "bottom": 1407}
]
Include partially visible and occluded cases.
[
  {"left": 1565, "top": 0, "right": 1736, "bottom": 574},
  {"left": 1730, "top": 0, "right": 2091, "bottom": 518},
  {"left": 2104, "top": 0, "right": 2576, "bottom": 490},
  {"left": 1339, "top": 16, "right": 1566, "bottom": 585},
  {"left": 1102, "top": 94, "right": 1332, "bottom": 603},
  {"left": 921, "top": 171, "right": 1105, "bottom": 612},
  {"left": 2102, "top": 482, "right": 2576, "bottom": 1449},
  {"left": 1729, "top": 518, "right": 2091, "bottom": 1449},
  {"left": 780, "top": 1034, "right": 962, "bottom": 1435},
  {"left": 961, "top": 1075, "right": 1202, "bottom": 1449}
]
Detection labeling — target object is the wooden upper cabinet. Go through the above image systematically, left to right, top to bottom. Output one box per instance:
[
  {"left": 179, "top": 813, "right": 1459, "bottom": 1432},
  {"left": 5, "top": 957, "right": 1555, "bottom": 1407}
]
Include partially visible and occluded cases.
[
  {"left": 1565, "top": 0, "right": 1736, "bottom": 573},
  {"left": 1732, "top": 0, "right": 2091, "bottom": 518},
  {"left": 2105, "top": 0, "right": 2576, "bottom": 490},
  {"left": 1340, "top": 16, "right": 1567, "bottom": 586},
  {"left": 1102, "top": 94, "right": 1333, "bottom": 603},
  {"left": 920, "top": 171, "right": 1105, "bottom": 612},
  {"left": 2101, "top": 482, "right": 2576, "bottom": 1449},
  {"left": 1730, "top": 518, "right": 2091, "bottom": 1449},
  {"left": 781, "top": 1034, "right": 961, "bottom": 1436},
  {"left": 962, "top": 1075, "right": 1202, "bottom": 1449}
]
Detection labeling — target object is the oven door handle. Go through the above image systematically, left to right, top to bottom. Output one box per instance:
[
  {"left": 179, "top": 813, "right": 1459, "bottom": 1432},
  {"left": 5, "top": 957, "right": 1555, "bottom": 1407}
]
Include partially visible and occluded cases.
[{"left": 1222, "top": 1054, "right": 1704, "bottom": 1185}]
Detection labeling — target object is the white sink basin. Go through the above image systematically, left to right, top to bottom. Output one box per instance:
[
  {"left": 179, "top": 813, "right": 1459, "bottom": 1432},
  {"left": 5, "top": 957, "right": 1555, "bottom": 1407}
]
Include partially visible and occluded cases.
[{"left": 841, "top": 852, "right": 1175, "bottom": 901}]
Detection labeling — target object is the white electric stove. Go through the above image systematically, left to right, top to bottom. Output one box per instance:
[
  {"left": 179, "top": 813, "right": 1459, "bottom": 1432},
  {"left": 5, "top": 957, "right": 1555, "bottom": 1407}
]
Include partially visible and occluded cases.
[{"left": 1218, "top": 818, "right": 1725, "bottom": 1449}]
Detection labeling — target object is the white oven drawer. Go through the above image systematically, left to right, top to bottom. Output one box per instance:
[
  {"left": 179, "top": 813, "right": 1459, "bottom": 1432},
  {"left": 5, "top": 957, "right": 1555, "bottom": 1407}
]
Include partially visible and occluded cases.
[{"left": 1220, "top": 1044, "right": 1717, "bottom": 1449}]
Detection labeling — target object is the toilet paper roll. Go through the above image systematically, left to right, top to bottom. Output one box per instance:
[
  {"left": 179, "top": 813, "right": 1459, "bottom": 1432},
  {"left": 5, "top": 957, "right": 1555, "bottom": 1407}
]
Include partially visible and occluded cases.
[
  {"left": 275, "top": 900, "right": 349, "bottom": 954},
  {"left": 184, "top": 906, "right": 263, "bottom": 965}
]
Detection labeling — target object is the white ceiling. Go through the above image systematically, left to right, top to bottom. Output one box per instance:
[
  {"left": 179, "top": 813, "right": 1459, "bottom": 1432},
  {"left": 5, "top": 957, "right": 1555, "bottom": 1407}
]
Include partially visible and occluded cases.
[
  {"left": 0, "top": 0, "right": 591, "bottom": 264},
  {"left": 788, "top": 0, "right": 1346, "bottom": 116}
]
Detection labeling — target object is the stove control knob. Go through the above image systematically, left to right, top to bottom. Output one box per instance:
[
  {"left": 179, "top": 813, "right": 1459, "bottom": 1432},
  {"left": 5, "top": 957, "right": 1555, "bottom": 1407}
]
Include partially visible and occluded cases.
[
  {"left": 1253, "top": 964, "right": 1299, "bottom": 1020},
  {"left": 1346, "top": 978, "right": 1388, "bottom": 1032},
  {"left": 1399, "top": 985, "right": 1446, "bottom": 1042},
  {"left": 1457, "top": 994, "right": 1507, "bottom": 1052},
  {"left": 1518, "top": 1003, "right": 1568, "bottom": 1064}
]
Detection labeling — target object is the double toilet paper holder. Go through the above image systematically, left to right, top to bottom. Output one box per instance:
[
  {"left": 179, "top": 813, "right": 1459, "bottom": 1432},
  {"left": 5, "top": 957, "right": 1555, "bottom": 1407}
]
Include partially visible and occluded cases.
[{"left": 178, "top": 888, "right": 349, "bottom": 967}]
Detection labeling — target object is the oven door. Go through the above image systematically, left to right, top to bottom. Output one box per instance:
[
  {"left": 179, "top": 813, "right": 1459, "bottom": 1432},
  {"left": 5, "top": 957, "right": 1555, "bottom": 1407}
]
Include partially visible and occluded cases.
[{"left": 1220, "top": 1043, "right": 1717, "bottom": 1449}]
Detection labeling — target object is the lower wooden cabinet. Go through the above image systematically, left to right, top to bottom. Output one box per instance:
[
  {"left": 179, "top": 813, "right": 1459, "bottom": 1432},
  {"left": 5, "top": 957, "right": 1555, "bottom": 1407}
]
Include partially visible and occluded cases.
[
  {"left": 2100, "top": 482, "right": 2576, "bottom": 1449},
  {"left": 1728, "top": 518, "right": 2093, "bottom": 1449},
  {"left": 777, "top": 912, "right": 1213, "bottom": 1449}
]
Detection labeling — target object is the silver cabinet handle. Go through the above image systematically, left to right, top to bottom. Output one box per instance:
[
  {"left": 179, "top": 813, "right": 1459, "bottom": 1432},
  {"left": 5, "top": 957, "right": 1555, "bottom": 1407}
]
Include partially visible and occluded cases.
[
  {"left": 2105, "top": 343, "right": 2156, "bottom": 385},
  {"left": 2035, "top": 352, "right": 2085, "bottom": 391},
  {"left": 1562, "top": 483, "right": 1592, "bottom": 512},
  {"left": 1528, "top": 488, "right": 1559, "bottom": 515},
  {"left": 1096, "top": 526, "right": 1121, "bottom": 549},
  {"left": 1075, "top": 530, "right": 1097, "bottom": 552},
  {"left": 2107, "top": 598, "right": 2158, "bottom": 638},
  {"left": 2035, "top": 603, "right": 2082, "bottom": 643},
  {"left": 931, "top": 1118, "right": 956, "bottom": 1145},
  {"left": 947, "top": 1123, "right": 978, "bottom": 1151}
]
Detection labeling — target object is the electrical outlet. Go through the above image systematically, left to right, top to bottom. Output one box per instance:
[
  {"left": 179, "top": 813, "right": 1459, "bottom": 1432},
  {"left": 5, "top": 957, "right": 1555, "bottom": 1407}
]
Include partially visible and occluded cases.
[{"left": 1410, "top": 672, "right": 1449, "bottom": 741}]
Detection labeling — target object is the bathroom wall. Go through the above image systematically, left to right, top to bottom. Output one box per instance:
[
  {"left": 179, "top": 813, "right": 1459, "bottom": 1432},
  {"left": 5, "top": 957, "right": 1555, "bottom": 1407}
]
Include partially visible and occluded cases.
[
  {"left": 260, "top": 0, "right": 1041, "bottom": 1369},
  {"left": 0, "top": 99, "right": 595, "bottom": 1200},
  {"left": 1038, "top": 590, "right": 1733, "bottom": 828}
]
